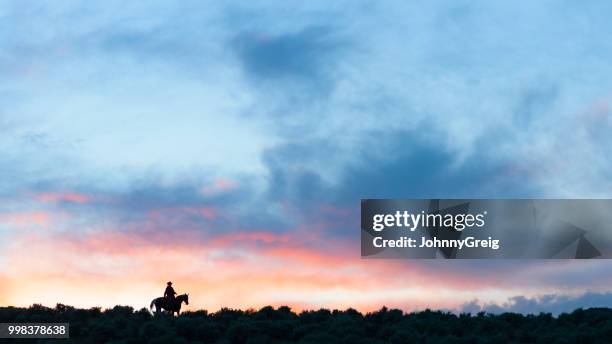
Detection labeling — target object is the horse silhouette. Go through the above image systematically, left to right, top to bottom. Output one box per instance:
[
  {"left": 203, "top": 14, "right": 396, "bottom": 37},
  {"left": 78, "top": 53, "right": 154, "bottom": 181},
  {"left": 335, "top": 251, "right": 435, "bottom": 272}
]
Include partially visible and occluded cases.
[{"left": 150, "top": 294, "right": 189, "bottom": 315}]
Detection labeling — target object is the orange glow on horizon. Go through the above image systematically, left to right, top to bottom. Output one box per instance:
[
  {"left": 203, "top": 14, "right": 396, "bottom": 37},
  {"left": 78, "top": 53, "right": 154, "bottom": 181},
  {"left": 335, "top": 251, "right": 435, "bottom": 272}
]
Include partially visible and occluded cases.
[{"left": 0, "top": 226, "right": 547, "bottom": 313}]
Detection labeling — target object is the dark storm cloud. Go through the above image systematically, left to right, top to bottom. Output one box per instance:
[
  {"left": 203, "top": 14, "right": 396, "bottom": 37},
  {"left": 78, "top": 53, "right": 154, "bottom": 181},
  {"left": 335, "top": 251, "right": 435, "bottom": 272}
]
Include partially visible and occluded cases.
[
  {"left": 231, "top": 25, "right": 348, "bottom": 105},
  {"left": 233, "top": 26, "right": 340, "bottom": 81},
  {"left": 258, "top": 127, "right": 543, "bottom": 240},
  {"left": 264, "top": 128, "right": 541, "bottom": 205},
  {"left": 262, "top": 140, "right": 336, "bottom": 204}
]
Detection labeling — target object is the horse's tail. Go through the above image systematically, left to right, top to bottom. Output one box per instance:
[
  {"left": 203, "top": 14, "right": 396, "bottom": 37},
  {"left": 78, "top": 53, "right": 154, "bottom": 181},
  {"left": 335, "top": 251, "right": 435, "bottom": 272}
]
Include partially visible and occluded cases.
[{"left": 150, "top": 299, "right": 155, "bottom": 310}]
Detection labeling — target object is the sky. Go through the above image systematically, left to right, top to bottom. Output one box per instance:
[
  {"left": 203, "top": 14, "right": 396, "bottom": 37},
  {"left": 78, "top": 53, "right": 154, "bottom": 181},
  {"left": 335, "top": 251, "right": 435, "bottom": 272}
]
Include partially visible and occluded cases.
[{"left": 1, "top": 1, "right": 612, "bottom": 314}]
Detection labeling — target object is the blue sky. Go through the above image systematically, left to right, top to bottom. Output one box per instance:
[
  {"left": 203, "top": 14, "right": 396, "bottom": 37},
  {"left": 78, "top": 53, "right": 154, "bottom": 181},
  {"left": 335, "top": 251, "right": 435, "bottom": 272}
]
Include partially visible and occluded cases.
[{"left": 1, "top": 1, "right": 612, "bottom": 313}]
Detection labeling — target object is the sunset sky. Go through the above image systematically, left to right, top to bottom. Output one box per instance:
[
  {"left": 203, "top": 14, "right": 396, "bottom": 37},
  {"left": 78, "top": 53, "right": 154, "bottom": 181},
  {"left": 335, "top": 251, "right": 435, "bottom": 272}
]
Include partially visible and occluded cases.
[{"left": 2, "top": 1, "right": 612, "bottom": 314}]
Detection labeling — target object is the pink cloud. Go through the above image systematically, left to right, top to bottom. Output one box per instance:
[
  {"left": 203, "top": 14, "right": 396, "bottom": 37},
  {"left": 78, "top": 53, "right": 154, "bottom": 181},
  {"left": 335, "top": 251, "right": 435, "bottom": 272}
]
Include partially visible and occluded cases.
[
  {"left": 201, "top": 178, "right": 237, "bottom": 195},
  {"left": 35, "top": 192, "right": 91, "bottom": 204},
  {"left": 187, "top": 207, "right": 219, "bottom": 219},
  {"left": 0, "top": 211, "right": 51, "bottom": 227}
]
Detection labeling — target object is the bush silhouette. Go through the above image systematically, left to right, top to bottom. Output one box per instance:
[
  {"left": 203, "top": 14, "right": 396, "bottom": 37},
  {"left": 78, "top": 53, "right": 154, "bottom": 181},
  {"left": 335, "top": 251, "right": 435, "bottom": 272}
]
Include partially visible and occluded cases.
[{"left": 0, "top": 304, "right": 611, "bottom": 343}]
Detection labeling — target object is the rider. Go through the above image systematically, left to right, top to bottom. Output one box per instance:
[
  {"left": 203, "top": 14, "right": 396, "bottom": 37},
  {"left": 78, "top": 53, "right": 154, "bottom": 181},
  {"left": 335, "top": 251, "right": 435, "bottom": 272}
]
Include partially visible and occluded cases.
[{"left": 164, "top": 281, "right": 177, "bottom": 303}]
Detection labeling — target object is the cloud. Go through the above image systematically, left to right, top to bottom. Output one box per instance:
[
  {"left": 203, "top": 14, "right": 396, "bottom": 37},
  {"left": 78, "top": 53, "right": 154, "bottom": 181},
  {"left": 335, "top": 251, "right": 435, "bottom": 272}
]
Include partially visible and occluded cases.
[
  {"left": 230, "top": 25, "right": 350, "bottom": 115},
  {"left": 233, "top": 26, "right": 341, "bottom": 81},
  {"left": 258, "top": 127, "right": 542, "bottom": 242},
  {"left": 35, "top": 191, "right": 91, "bottom": 204},
  {"left": 0, "top": 211, "right": 51, "bottom": 228},
  {"left": 459, "top": 292, "right": 612, "bottom": 315}
]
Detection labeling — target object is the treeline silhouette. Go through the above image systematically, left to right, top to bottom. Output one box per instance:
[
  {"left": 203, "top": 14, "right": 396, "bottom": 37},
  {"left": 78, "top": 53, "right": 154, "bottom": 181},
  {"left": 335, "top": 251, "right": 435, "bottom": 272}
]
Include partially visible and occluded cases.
[{"left": 1, "top": 304, "right": 611, "bottom": 343}]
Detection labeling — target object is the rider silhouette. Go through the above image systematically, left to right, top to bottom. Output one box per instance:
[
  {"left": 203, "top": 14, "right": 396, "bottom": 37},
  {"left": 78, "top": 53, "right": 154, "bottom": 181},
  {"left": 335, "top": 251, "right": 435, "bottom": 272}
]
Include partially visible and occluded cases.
[{"left": 164, "top": 281, "right": 177, "bottom": 303}]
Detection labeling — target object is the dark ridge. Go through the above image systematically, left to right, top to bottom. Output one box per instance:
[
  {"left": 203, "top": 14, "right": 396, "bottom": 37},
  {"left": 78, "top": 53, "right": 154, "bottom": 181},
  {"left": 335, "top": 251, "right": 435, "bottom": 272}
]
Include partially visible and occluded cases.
[{"left": 1, "top": 304, "right": 611, "bottom": 343}]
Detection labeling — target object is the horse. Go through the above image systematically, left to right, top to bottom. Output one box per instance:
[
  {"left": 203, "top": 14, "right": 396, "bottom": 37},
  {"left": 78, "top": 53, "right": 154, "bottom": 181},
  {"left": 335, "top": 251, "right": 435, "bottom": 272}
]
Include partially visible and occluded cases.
[{"left": 150, "top": 293, "right": 189, "bottom": 315}]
